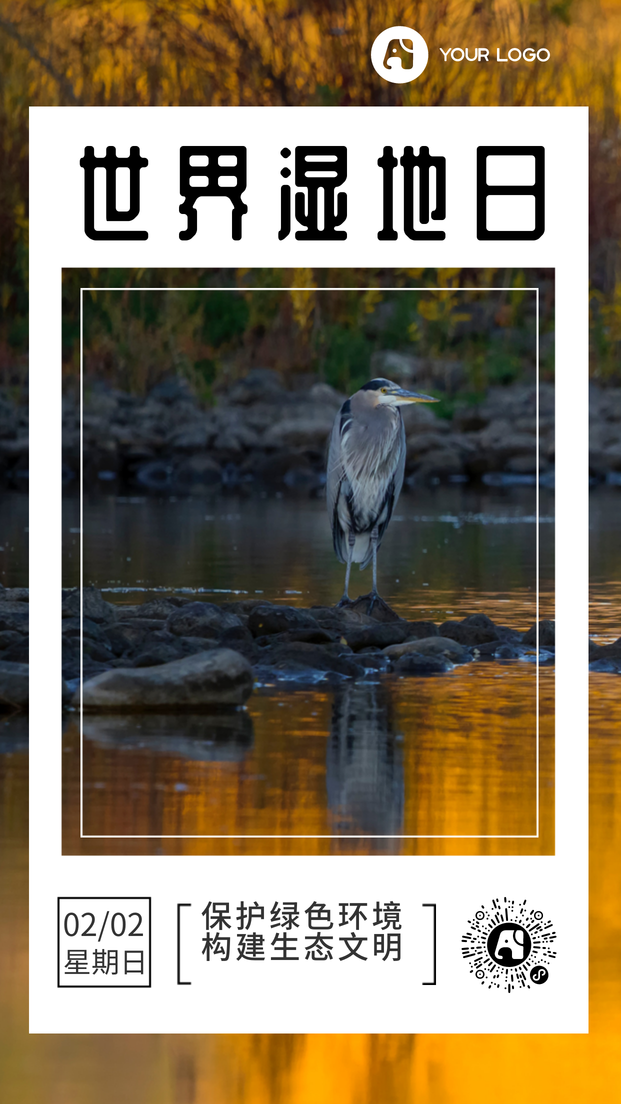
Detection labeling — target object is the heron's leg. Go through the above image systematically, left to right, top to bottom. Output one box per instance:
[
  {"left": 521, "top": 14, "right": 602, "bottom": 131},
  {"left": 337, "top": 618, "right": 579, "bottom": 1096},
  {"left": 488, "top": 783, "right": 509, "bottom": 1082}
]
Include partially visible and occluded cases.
[
  {"left": 368, "top": 527, "right": 380, "bottom": 612},
  {"left": 372, "top": 527, "right": 379, "bottom": 594},
  {"left": 337, "top": 530, "right": 355, "bottom": 606},
  {"left": 343, "top": 559, "right": 352, "bottom": 598}
]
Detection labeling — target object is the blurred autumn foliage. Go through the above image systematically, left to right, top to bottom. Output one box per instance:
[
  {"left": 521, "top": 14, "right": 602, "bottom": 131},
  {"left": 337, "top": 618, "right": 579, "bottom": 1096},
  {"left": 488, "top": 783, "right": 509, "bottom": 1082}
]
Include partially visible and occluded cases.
[
  {"left": 2, "top": 0, "right": 621, "bottom": 383},
  {"left": 63, "top": 268, "right": 552, "bottom": 412}
]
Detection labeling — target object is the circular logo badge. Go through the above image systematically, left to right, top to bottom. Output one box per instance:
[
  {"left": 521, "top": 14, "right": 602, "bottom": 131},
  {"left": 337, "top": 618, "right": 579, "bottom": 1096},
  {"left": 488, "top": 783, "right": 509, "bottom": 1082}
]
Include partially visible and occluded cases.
[
  {"left": 370, "top": 27, "right": 429, "bottom": 84},
  {"left": 462, "top": 899, "right": 557, "bottom": 992},
  {"left": 487, "top": 922, "right": 532, "bottom": 967},
  {"left": 530, "top": 965, "right": 549, "bottom": 985}
]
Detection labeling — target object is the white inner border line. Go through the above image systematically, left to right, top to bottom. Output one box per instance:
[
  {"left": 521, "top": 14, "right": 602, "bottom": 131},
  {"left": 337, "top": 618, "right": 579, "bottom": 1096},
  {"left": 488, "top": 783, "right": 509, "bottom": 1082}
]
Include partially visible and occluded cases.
[{"left": 76, "top": 283, "right": 546, "bottom": 840}]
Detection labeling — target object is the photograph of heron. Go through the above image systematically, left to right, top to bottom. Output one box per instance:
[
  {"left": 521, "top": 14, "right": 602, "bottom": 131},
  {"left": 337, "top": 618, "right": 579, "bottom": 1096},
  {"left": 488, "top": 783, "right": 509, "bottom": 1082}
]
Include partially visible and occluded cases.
[
  {"left": 61, "top": 268, "right": 554, "bottom": 855},
  {"left": 328, "top": 377, "right": 439, "bottom": 611}
]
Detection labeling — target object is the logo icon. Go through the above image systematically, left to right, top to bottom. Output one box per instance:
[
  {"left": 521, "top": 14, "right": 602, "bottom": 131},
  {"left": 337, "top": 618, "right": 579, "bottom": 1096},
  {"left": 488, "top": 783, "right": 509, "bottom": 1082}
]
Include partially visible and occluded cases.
[
  {"left": 371, "top": 27, "right": 429, "bottom": 84},
  {"left": 462, "top": 898, "right": 557, "bottom": 992},
  {"left": 487, "top": 922, "right": 531, "bottom": 966},
  {"left": 530, "top": 965, "right": 549, "bottom": 985}
]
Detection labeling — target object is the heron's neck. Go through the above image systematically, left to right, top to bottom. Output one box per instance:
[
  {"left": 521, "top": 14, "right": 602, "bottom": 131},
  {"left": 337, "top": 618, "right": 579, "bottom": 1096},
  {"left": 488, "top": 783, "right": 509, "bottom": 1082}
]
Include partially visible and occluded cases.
[{"left": 351, "top": 392, "right": 401, "bottom": 427}]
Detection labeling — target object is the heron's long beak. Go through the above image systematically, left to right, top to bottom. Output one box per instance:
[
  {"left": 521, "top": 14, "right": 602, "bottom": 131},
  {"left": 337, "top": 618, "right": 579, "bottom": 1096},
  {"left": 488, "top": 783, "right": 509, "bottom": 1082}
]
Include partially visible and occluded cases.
[{"left": 390, "top": 387, "right": 439, "bottom": 404}]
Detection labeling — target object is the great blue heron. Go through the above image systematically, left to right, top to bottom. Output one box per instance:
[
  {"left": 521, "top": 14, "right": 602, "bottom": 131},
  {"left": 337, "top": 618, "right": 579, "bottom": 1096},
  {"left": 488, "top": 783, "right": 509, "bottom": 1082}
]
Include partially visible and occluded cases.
[{"left": 327, "top": 378, "right": 439, "bottom": 607}]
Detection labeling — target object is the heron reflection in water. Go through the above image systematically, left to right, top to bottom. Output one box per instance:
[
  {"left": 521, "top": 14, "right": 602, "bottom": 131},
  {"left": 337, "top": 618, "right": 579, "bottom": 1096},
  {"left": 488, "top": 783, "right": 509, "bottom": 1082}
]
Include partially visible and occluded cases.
[
  {"left": 327, "top": 378, "right": 438, "bottom": 608},
  {"left": 327, "top": 682, "right": 404, "bottom": 837}
]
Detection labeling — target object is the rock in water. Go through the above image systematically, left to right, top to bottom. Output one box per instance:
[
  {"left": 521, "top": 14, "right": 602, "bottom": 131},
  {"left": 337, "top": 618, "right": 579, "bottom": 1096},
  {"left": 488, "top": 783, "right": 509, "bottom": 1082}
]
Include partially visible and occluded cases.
[
  {"left": 62, "top": 586, "right": 118, "bottom": 624},
  {"left": 345, "top": 594, "right": 403, "bottom": 623},
  {"left": 166, "top": 602, "right": 245, "bottom": 638},
  {"left": 248, "top": 605, "right": 320, "bottom": 636},
  {"left": 439, "top": 614, "right": 500, "bottom": 646},
  {"left": 522, "top": 619, "right": 555, "bottom": 647},
  {"left": 340, "top": 622, "right": 412, "bottom": 651},
  {"left": 384, "top": 636, "right": 470, "bottom": 663},
  {"left": 589, "top": 637, "right": 621, "bottom": 665},
  {"left": 258, "top": 642, "right": 363, "bottom": 679},
  {"left": 79, "top": 649, "right": 253, "bottom": 711},
  {"left": 393, "top": 653, "right": 453, "bottom": 675},
  {"left": 0, "top": 661, "right": 29, "bottom": 710}
]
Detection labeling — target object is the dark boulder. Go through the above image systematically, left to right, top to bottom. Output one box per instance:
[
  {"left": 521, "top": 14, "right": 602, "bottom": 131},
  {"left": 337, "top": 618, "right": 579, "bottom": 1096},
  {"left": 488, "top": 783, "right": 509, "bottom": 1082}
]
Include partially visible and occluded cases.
[
  {"left": 62, "top": 587, "right": 117, "bottom": 625},
  {"left": 344, "top": 594, "right": 403, "bottom": 622},
  {"left": 121, "top": 597, "right": 192, "bottom": 620},
  {"left": 166, "top": 602, "right": 246, "bottom": 640},
  {"left": 248, "top": 605, "right": 320, "bottom": 637},
  {"left": 0, "top": 610, "right": 29, "bottom": 633},
  {"left": 439, "top": 614, "right": 500, "bottom": 646},
  {"left": 62, "top": 616, "right": 109, "bottom": 642},
  {"left": 404, "top": 620, "right": 440, "bottom": 639},
  {"left": 522, "top": 620, "right": 555, "bottom": 647},
  {"left": 340, "top": 622, "right": 412, "bottom": 652},
  {"left": 104, "top": 623, "right": 149, "bottom": 657},
  {"left": 253, "top": 627, "right": 335, "bottom": 646},
  {"left": 385, "top": 637, "right": 470, "bottom": 664},
  {"left": 589, "top": 637, "right": 621, "bottom": 663},
  {"left": 1, "top": 639, "right": 29, "bottom": 663},
  {"left": 131, "top": 639, "right": 218, "bottom": 667},
  {"left": 258, "top": 642, "right": 363, "bottom": 679},
  {"left": 494, "top": 643, "right": 524, "bottom": 660},
  {"left": 132, "top": 644, "right": 191, "bottom": 668},
  {"left": 80, "top": 648, "right": 254, "bottom": 711},
  {"left": 393, "top": 653, "right": 453, "bottom": 675},
  {"left": 590, "top": 657, "right": 621, "bottom": 673},
  {"left": 0, "top": 661, "right": 29, "bottom": 710}
]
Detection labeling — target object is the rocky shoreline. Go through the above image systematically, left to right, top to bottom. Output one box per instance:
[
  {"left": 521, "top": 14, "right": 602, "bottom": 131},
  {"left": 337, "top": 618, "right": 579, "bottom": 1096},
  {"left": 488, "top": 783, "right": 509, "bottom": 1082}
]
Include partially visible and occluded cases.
[
  {"left": 63, "top": 372, "right": 557, "bottom": 492},
  {"left": 2, "top": 374, "right": 621, "bottom": 493},
  {"left": 0, "top": 583, "right": 619, "bottom": 713},
  {"left": 0, "top": 584, "right": 30, "bottom": 710},
  {"left": 59, "top": 586, "right": 558, "bottom": 713}
]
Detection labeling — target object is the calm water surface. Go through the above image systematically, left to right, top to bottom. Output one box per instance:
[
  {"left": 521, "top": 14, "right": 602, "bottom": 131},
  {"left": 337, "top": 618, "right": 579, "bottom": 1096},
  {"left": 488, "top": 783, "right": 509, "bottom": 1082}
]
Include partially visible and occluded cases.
[
  {"left": 64, "top": 484, "right": 554, "bottom": 624},
  {"left": 60, "top": 485, "right": 555, "bottom": 854},
  {"left": 65, "top": 665, "right": 553, "bottom": 854}
]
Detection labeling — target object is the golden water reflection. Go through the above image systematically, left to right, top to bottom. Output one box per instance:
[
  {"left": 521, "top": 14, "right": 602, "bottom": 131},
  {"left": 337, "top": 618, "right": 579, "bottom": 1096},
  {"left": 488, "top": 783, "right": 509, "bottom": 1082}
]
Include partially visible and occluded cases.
[
  {"left": 65, "top": 664, "right": 552, "bottom": 855},
  {"left": 1, "top": 675, "right": 619, "bottom": 1101}
]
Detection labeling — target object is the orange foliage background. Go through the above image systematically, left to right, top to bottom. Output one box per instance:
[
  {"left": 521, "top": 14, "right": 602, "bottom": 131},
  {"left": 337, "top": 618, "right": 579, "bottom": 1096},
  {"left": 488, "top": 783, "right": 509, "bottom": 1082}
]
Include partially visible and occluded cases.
[{"left": 2, "top": 1, "right": 621, "bottom": 377}]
